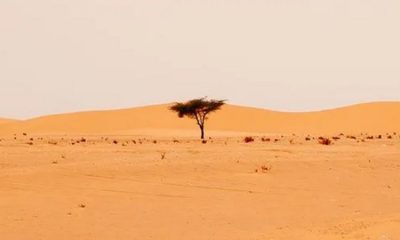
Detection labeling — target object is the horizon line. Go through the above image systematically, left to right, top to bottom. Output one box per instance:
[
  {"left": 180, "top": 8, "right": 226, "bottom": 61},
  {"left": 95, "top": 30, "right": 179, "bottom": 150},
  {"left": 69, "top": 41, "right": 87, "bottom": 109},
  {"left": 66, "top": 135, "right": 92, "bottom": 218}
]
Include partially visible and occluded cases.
[{"left": 2, "top": 100, "right": 399, "bottom": 122}]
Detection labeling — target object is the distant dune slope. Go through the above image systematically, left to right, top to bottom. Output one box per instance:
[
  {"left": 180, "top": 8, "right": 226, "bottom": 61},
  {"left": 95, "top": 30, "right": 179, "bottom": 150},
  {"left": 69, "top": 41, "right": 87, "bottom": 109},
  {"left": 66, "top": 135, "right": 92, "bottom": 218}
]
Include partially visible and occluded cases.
[
  {"left": 0, "top": 102, "right": 399, "bottom": 135},
  {"left": 0, "top": 118, "right": 17, "bottom": 125}
]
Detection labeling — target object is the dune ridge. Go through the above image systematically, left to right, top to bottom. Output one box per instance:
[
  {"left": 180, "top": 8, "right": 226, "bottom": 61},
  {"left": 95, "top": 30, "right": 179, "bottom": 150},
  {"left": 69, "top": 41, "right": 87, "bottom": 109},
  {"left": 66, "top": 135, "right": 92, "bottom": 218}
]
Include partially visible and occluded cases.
[{"left": 0, "top": 102, "right": 399, "bottom": 135}]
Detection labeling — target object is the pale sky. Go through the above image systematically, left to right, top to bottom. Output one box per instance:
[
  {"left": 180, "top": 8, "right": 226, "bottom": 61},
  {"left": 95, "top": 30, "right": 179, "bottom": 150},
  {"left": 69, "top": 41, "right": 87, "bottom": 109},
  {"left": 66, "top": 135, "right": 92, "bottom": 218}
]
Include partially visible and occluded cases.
[{"left": 1, "top": 0, "right": 399, "bottom": 119}]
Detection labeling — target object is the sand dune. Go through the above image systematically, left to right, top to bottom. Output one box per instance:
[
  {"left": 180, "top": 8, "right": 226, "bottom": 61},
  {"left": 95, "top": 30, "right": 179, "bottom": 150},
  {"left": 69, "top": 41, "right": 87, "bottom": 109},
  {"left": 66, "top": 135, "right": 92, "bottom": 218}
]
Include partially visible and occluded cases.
[
  {"left": 0, "top": 102, "right": 399, "bottom": 135},
  {"left": 0, "top": 118, "right": 17, "bottom": 125}
]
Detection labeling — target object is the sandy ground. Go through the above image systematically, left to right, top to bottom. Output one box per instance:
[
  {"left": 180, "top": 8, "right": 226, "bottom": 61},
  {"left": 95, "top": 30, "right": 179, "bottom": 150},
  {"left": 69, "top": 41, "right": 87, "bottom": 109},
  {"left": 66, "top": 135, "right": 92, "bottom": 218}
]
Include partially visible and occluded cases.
[{"left": 1, "top": 133, "right": 399, "bottom": 240}]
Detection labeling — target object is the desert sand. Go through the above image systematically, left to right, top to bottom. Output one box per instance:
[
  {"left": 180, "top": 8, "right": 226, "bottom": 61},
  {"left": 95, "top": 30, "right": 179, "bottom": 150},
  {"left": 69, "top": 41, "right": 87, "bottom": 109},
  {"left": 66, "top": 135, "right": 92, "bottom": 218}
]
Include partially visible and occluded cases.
[
  {"left": 1, "top": 102, "right": 400, "bottom": 239},
  {"left": 0, "top": 118, "right": 17, "bottom": 126}
]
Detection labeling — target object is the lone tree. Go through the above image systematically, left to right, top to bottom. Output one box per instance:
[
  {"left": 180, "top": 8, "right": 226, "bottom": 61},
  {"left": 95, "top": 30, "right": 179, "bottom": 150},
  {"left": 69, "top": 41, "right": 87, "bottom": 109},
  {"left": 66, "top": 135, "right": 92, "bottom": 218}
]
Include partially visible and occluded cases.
[{"left": 170, "top": 98, "right": 226, "bottom": 139}]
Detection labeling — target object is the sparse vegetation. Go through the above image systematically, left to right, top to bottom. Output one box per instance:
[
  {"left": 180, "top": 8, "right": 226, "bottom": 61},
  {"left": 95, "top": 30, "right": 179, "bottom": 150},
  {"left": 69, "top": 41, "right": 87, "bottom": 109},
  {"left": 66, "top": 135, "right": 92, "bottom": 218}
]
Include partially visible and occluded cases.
[
  {"left": 347, "top": 135, "right": 357, "bottom": 140},
  {"left": 244, "top": 136, "right": 255, "bottom": 143},
  {"left": 261, "top": 137, "right": 270, "bottom": 142},
  {"left": 318, "top": 137, "right": 332, "bottom": 145},
  {"left": 48, "top": 140, "right": 58, "bottom": 145},
  {"left": 160, "top": 152, "right": 166, "bottom": 160},
  {"left": 255, "top": 165, "right": 272, "bottom": 173},
  {"left": 260, "top": 165, "right": 272, "bottom": 173}
]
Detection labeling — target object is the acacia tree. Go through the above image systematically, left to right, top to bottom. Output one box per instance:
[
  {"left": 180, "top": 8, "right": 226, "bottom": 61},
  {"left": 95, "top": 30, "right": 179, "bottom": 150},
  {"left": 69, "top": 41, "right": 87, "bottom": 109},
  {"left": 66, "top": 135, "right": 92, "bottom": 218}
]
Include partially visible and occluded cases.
[{"left": 170, "top": 98, "right": 226, "bottom": 139}]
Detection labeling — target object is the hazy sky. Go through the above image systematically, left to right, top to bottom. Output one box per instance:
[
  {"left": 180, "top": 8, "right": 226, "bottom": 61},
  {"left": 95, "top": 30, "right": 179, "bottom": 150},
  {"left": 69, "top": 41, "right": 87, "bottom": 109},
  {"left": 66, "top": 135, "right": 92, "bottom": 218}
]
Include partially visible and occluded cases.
[{"left": 1, "top": 0, "right": 399, "bottom": 119}]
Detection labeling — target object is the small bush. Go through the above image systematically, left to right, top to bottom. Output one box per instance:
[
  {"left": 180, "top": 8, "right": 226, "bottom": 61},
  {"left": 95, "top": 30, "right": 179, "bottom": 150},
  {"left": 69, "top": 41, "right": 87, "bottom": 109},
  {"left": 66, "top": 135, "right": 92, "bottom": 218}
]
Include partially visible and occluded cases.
[
  {"left": 244, "top": 136, "right": 255, "bottom": 143},
  {"left": 318, "top": 137, "right": 332, "bottom": 145},
  {"left": 160, "top": 152, "right": 166, "bottom": 160},
  {"left": 260, "top": 165, "right": 271, "bottom": 173}
]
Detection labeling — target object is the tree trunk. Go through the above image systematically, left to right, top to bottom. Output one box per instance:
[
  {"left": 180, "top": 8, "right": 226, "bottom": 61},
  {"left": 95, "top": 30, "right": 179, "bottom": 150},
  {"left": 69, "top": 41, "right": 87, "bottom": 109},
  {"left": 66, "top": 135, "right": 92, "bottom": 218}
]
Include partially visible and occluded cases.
[{"left": 200, "top": 125, "right": 205, "bottom": 139}]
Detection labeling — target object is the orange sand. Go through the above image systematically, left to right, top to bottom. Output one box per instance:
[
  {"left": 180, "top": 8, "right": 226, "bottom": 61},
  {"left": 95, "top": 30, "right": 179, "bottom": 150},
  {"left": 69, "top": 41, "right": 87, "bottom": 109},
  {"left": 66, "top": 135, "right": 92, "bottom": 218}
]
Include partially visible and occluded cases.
[
  {"left": 0, "top": 102, "right": 399, "bottom": 136},
  {"left": 0, "top": 102, "right": 399, "bottom": 239}
]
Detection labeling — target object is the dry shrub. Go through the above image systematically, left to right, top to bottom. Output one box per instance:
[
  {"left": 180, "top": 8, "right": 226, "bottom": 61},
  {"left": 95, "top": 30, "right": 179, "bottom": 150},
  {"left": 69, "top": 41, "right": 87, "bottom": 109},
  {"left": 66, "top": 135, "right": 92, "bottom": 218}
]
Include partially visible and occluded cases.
[
  {"left": 347, "top": 135, "right": 357, "bottom": 140},
  {"left": 387, "top": 135, "right": 393, "bottom": 139},
  {"left": 244, "top": 136, "right": 255, "bottom": 143},
  {"left": 332, "top": 136, "right": 341, "bottom": 141},
  {"left": 366, "top": 136, "right": 374, "bottom": 140},
  {"left": 80, "top": 137, "right": 86, "bottom": 143},
  {"left": 261, "top": 137, "right": 270, "bottom": 142},
  {"left": 305, "top": 137, "right": 311, "bottom": 141},
  {"left": 318, "top": 137, "right": 332, "bottom": 145},
  {"left": 113, "top": 140, "right": 118, "bottom": 144},
  {"left": 153, "top": 140, "right": 157, "bottom": 144},
  {"left": 202, "top": 140, "right": 207, "bottom": 144},
  {"left": 48, "top": 141, "right": 58, "bottom": 145},
  {"left": 160, "top": 152, "right": 166, "bottom": 160},
  {"left": 255, "top": 165, "right": 272, "bottom": 173},
  {"left": 260, "top": 165, "right": 271, "bottom": 173}
]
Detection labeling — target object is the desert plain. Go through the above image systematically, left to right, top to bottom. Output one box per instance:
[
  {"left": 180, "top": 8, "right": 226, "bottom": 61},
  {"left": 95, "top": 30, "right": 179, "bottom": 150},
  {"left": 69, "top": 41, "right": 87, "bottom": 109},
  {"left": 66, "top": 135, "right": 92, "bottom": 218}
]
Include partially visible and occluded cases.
[{"left": 1, "top": 102, "right": 400, "bottom": 240}]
